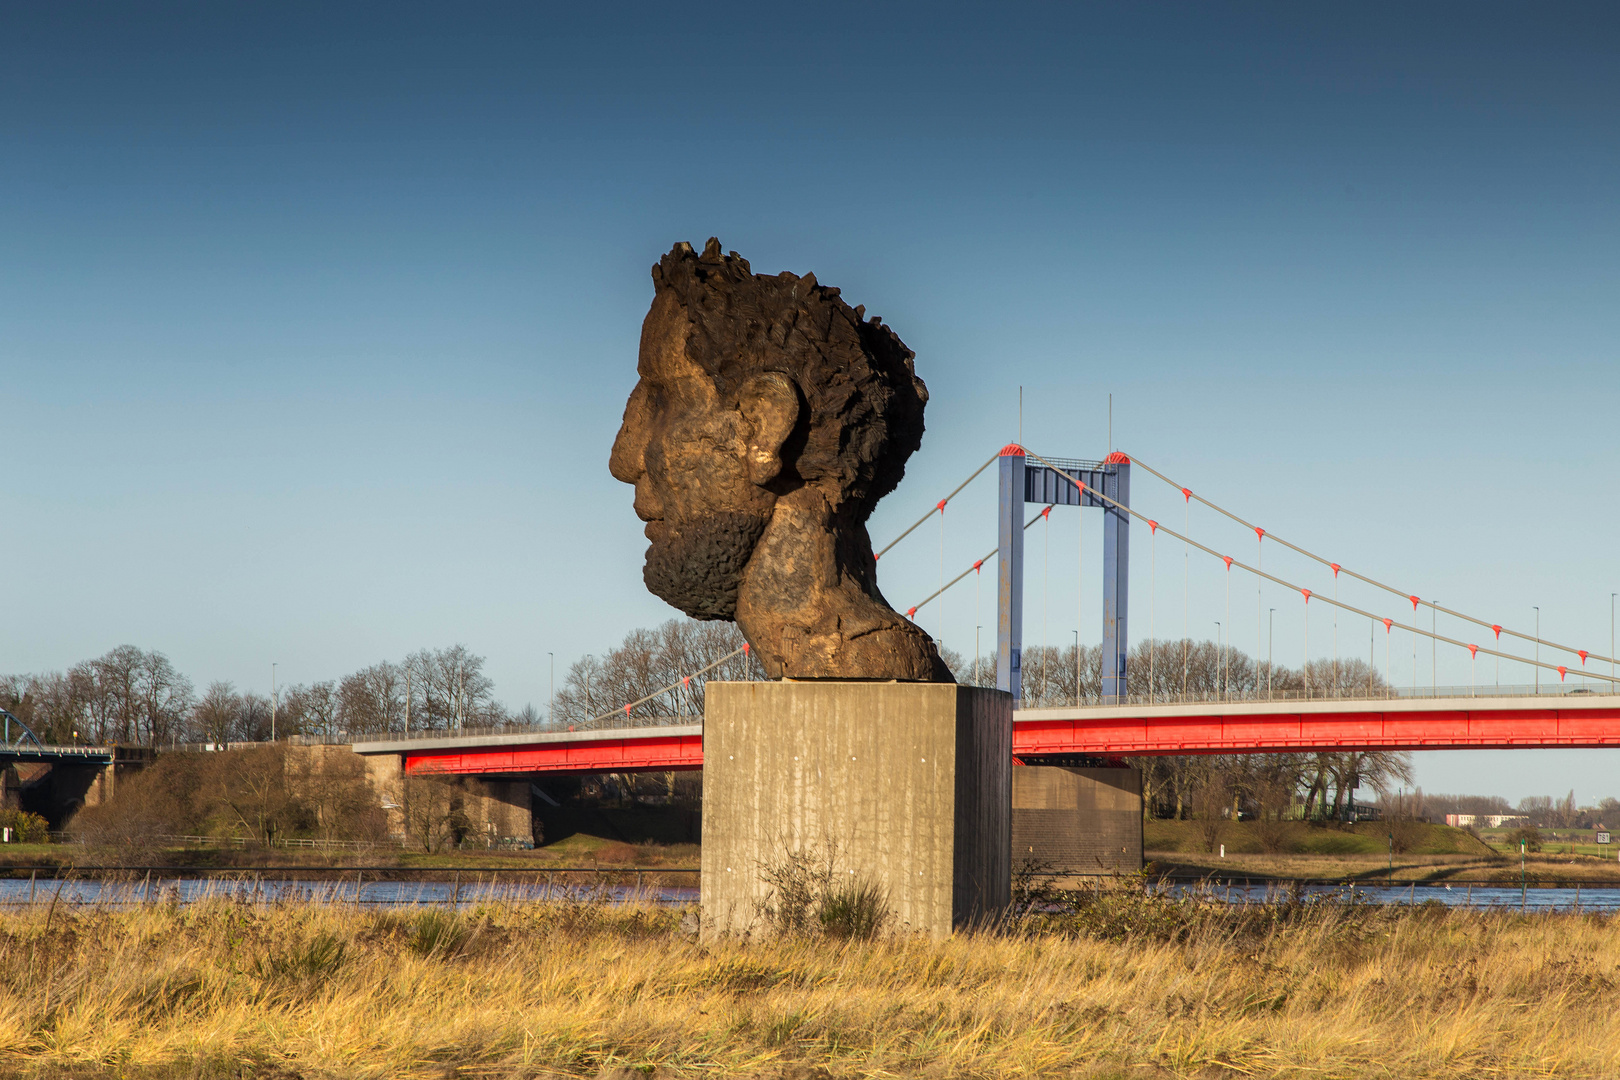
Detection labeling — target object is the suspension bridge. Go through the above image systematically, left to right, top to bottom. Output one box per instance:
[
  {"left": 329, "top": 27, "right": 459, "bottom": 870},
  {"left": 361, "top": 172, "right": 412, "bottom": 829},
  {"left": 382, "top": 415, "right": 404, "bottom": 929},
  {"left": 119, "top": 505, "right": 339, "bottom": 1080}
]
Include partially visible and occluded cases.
[{"left": 353, "top": 443, "right": 1620, "bottom": 776}]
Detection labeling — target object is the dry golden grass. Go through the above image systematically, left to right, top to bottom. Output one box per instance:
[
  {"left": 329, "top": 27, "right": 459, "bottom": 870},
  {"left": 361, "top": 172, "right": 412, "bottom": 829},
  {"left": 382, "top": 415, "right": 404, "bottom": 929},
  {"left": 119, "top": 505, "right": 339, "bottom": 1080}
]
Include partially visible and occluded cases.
[{"left": 1, "top": 888, "right": 1617, "bottom": 1080}]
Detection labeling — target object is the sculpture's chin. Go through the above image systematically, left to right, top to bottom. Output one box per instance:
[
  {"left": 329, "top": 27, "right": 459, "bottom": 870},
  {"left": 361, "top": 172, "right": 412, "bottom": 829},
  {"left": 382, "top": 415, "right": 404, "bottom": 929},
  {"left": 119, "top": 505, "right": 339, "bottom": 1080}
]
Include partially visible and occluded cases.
[{"left": 642, "top": 511, "right": 769, "bottom": 621}]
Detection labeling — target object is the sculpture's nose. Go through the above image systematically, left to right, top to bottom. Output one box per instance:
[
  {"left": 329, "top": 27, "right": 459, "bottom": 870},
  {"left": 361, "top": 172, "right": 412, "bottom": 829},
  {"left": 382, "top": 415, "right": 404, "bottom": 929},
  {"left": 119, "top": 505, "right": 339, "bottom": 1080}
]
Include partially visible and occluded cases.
[
  {"left": 609, "top": 384, "right": 648, "bottom": 485},
  {"left": 608, "top": 423, "right": 640, "bottom": 484}
]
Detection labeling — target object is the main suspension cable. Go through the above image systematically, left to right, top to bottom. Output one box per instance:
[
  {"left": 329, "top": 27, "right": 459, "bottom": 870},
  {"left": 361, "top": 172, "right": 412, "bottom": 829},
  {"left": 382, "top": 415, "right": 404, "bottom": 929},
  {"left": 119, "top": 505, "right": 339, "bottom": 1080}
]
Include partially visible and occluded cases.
[
  {"left": 1022, "top": 448, "right": 1620, "bottom": 685},
  {"left": 874, "top": 451, "right": 999, "bottom": 561},
  {"left": 1126, "top": 451, "right": 1614, "bottom": 669},
  {"left": 905, "top": 505, "right": 1054, "bottom": 618},
  {"left": 583, "top": 644, "right": 750, "bottom": 727}
]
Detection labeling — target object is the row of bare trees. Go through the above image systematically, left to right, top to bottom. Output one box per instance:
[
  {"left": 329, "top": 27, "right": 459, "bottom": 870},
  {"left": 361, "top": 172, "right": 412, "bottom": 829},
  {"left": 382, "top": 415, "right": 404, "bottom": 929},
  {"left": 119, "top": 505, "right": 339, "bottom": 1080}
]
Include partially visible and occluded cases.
[
  {"left": 552, "top": 619, "right": 764, "bottom": 728},
  {"left": 944, "top": 639, "right": 1417, "bottom": 829},
  {"left": 954, "top": 639, "right": 1391, "bottom": 705},
  {"left": 2, "top": 644, "right": 516, "bottom": 746},
  {"left": 0, "top": 646, "right": 192, "bottom": 746},
  {"left": 70, "top": 743, "right": 390, "bottom": 847},
  {"left": 1130, "top": 750, "right": 1414, "bottom": 824},
  {"left": 1422, "top": 790, "right": 1620, "bottom": 830}
]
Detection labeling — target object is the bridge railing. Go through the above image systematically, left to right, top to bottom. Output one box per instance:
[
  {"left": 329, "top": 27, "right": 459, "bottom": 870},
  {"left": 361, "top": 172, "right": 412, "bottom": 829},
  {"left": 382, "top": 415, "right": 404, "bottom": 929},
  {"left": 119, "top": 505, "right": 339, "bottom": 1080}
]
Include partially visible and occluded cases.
[
  {"left": 1017, "top": 683, "right": 1620, "bottom": 710},
  {"left": 345, "top": 717, "right": 688, "bottom": 747},
  {"left": 0, "top": 743, "right": 117, "bottom": 757}
]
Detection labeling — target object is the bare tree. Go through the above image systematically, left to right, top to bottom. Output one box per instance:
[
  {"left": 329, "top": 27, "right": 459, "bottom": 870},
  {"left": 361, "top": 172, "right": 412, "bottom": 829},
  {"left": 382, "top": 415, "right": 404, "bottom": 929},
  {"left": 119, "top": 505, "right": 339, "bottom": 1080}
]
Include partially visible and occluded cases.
[
  {"left": 552, "top": 618, "right": 760, "bottom": 729},
  {"left": 96, "top": 645, "right": 146, "bottom": 743},
  {"left": 404, "top": 646, "right": 499, "bottom": 731},
  {"left": 135, "top": 650, "right": 193, "bottom": 745},
  {"left": 72, "top": 660, "right": 118, "bottom": 744},
  {"left": 338, "top": 663, "right": 404, "bottom": 735},
  {"left": 278, "top": 680, "right": 339, "bottom": 738},
  {"left": 193, "top": 681, "right": 241, "bottom": 747},
  {"left": 236, "top": 692, "right": 273, "bottom": 742},
  {"left": 209, "top": 745, "right": 307, "bottom": 843},
  {"left": 285, "top": 747, "right": 389, "bottom": 842},
  {"left": 1193, "top": 770, "right": 1231, "bottom": 853},
  {"left": 1250, "top": 772, "right": 1299, "bottom": 854},
  {"left": 402, "top": 775, "right": 467, "bottom": 852}
]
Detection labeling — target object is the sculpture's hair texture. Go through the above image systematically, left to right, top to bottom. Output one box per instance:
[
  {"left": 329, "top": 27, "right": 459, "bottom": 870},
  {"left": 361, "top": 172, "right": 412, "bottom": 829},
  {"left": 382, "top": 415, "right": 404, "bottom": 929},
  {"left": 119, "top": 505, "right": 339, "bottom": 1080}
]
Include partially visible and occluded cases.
[{"left": 653, "top": 237, "right": 928, "bottom": 518}]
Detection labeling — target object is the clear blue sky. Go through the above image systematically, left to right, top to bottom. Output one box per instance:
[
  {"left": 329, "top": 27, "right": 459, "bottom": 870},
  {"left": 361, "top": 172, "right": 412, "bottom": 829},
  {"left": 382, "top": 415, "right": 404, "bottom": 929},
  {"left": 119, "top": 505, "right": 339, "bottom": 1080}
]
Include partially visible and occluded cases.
[{"left": 4, "top": 3, "right": 1618, "bottom": 802}]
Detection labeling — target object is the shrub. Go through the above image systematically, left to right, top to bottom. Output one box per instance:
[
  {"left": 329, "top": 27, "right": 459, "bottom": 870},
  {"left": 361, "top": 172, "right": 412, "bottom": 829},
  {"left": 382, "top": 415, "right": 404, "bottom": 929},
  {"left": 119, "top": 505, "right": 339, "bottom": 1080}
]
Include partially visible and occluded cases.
[
  {"left": 0, "top": 809, "right": 49, "bottom": 844},
  {"left": 1388, "top": 816, "right": 1426, "bottom": 854},
  {"left": 1508, "top": 826, "right": 1543, "bottom": 853},
  {"left": 596, "top": 842, "right": 637, "bottom": 864},
  {"left": 758, "top": 844, "right": 891, "bottom": 939},
  {"left": 818, "top": 879, "right": 889, "bottom": 940}
]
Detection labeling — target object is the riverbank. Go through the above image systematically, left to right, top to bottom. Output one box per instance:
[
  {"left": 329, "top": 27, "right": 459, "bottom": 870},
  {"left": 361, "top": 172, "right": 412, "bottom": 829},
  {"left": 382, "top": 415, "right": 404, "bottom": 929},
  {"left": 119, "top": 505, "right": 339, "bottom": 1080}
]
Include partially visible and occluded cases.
[
  {"left": 1144, "top": 818, "right": 1620, "bottom": 883},
  {"left": 0, "top": 832, "right": 698, "bottom": 876},
  {"left": 1145, "top": 850, "right": 1620, "bottom": 883},
  {"left": 2, "top": 890, "right": 1618, "bottom": 1078}
]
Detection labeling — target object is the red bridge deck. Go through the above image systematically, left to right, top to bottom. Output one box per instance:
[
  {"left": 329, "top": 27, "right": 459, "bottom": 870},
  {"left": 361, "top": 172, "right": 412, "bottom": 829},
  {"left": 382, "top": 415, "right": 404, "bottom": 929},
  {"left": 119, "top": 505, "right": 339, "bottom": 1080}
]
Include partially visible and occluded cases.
[{"left": 351, "top": 694, "right": 1620, "bottom": 776}]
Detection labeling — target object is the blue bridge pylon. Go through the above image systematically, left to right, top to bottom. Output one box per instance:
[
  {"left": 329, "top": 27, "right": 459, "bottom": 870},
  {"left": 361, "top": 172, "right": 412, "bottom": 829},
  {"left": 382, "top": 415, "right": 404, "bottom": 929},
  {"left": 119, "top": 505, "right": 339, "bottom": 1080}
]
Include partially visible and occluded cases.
[{"left": 997, "top": 445, "right": 1131, "bottom": 705}]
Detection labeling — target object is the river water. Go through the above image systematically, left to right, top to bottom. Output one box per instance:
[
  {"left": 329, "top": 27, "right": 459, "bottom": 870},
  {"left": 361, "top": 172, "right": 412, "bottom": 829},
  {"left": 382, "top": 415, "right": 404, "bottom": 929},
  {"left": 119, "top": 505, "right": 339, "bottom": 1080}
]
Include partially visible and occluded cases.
[
  {"left": 0, "top": 876, "right": 1614, "bottom": 912},
  {"left": 0, "top": 876, "right": 699, "bottom": 907},
  {"left": 1151, "top": 880, "right": 1620, "bottom": 912}
]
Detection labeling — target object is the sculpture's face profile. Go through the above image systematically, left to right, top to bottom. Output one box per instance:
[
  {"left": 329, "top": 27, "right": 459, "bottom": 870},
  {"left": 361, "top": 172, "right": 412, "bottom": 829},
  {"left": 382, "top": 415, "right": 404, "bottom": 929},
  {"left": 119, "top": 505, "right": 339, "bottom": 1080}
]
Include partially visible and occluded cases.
[
  {"left": 610, "top": 238, "right": 951, "bottom": 682},
  {"left": 609, "top": 286, "right": 797, "bottom": 619}
]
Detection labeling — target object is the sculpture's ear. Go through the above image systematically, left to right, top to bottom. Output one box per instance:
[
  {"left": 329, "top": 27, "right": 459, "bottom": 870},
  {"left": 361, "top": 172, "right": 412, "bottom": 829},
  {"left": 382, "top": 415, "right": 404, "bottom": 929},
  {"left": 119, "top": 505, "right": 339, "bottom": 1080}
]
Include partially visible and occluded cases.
[{"left": 738, "top": 372, "right": 800, "bottom": 486}]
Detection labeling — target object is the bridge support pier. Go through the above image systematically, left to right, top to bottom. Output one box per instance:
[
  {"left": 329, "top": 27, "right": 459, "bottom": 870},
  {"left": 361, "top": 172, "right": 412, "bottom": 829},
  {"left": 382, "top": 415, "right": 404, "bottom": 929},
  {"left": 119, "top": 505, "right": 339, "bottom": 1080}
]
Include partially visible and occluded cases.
[
  {"left": 701, "top": 681, "right": 1011, "bottom": 939},
  {"left": 366, "top": 752, "right": 534, "bottom": 849},
  {"left": 364, "top": 753, "right": 407, "bottom": 840},
  {"left": 1012, "top": 764, "right": 1142, "bottom": 879}
]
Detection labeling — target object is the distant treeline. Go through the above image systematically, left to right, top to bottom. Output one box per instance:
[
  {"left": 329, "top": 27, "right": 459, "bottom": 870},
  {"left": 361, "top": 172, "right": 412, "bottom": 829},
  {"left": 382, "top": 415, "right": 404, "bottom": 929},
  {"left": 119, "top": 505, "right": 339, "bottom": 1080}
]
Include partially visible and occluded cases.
[
  {"left": 13, "top": 626, "right": 1620, "bottom": 832},
  {"left": 1, "top": 643, "right": 518, "bottom": 746}
]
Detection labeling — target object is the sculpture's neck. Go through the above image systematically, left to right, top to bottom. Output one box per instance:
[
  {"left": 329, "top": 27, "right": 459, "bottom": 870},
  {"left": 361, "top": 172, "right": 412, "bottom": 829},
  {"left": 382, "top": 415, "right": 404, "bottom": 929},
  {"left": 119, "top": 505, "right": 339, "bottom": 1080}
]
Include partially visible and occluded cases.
[{"left": 736, "top": 488, "right": 948, "bottom": 681}]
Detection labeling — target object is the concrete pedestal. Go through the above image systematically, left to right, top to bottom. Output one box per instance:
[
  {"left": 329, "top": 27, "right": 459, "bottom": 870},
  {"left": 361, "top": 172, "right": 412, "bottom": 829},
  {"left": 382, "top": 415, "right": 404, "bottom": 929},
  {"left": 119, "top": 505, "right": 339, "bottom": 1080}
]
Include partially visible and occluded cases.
[
  {"left": 701, "top": 681, "right": 1011, "bottom": 939},
  {"left": 1011, "top": 765, "right": 1142, "bottom": 878}
]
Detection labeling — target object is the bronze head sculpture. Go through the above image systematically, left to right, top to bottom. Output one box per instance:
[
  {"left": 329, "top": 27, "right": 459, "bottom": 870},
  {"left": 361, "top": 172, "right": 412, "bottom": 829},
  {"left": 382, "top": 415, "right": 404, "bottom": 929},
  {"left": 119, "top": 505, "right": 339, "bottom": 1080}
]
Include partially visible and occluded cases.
[{"left": 610, "top": 238, "right": 953, "bottom": 682}]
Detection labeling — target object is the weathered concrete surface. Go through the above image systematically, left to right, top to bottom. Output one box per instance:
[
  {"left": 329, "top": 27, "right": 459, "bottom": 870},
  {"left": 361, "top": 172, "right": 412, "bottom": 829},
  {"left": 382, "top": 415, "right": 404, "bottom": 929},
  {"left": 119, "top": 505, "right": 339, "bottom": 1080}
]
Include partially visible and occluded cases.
[
  {"left": 702, "top": 681, "right": 1011, "bottom": 939},
  {"left": 359, "top": 750, "right": 531, "bottom": 847},
  {"left": 362, "top": 751, "right": 405, "bottom": 838},
  {"left": 1011, "top": 765, "right": 1142, "bottom": 876},
  {"left": 466, "top": 779, "right": 532, "bottom": 843}
]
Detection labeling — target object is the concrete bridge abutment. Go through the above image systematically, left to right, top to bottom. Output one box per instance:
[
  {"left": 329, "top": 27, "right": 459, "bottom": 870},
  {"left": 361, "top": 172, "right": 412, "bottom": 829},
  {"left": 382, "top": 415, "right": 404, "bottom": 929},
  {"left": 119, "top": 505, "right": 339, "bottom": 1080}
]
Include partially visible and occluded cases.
[{"left": 362, "top": 751, "right": 533, "bottom": 849}]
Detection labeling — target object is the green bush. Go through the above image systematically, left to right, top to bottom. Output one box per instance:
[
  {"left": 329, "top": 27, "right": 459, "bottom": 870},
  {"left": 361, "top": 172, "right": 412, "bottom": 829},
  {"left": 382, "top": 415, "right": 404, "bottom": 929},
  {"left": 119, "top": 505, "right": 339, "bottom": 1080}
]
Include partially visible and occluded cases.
[
  {"left": 0, "top": 809, "right": 49, "bottom": 844},
  {"left": 1507, "top": 826, "right": 1543, "bottom": 853}
]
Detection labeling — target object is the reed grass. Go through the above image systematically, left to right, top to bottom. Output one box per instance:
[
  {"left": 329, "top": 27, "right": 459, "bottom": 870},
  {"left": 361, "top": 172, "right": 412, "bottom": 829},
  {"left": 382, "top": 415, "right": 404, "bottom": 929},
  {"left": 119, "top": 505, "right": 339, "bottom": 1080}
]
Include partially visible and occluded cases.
[{"left": 1, "top": 884, "right": 1617, "bottom": 1079}]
